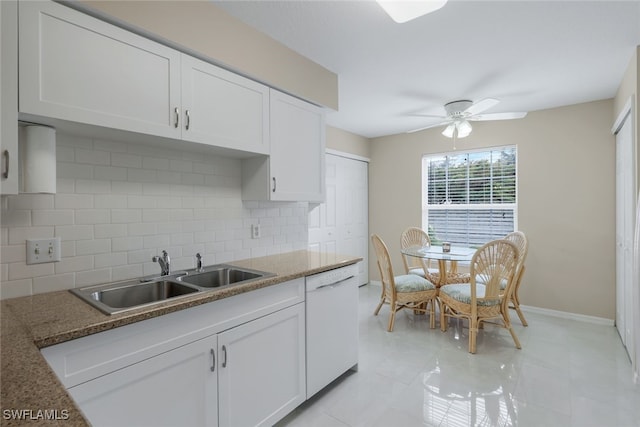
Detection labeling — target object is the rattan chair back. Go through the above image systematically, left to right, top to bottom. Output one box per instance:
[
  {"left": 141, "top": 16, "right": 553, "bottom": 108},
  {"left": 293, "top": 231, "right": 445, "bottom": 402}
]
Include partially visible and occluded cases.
[
  {"left": 400, "top": 227, "right": 432, "bottom": 275},
  {"left": 504, "top": 231, "right": 529, "bottom": 325},
  {"left": 371, "top": 233, "right": 396, "bottom": 300},
  {"left": 471, "top": 239, "right": 519, "bottom": 304}
]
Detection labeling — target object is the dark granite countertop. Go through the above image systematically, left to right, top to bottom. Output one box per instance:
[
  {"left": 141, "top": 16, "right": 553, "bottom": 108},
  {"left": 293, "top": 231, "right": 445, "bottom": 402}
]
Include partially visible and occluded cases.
[{"left": 0, "top": 250, "right": 361, "bottom": 425}]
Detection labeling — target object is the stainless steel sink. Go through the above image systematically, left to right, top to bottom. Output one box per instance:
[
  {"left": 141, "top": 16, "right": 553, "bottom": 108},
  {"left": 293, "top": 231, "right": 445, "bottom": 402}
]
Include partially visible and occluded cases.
[
  {"left": 70, "top": 264, "right": 273, "bottom": 315},
  {"left": 178, "top": 265, "right": 274, "bottom": 289},
  {"left": 71, "top": 278, "right": 201, "bottom": 315}
]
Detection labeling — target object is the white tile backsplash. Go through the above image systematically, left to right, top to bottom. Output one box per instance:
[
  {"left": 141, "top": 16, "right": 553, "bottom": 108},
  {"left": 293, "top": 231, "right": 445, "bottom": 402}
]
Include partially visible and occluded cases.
[{"left": 0, "top": 134, "right": 308, "bottom": 299}]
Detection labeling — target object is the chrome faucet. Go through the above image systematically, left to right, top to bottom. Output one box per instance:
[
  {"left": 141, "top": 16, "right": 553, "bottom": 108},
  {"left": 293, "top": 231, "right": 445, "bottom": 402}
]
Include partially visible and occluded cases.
[
  {"left": 152, "top": 250, "right": 171, "bottom": 276},
  {"left": 195, "top": 253, "right": 203, "bottom": 272}
]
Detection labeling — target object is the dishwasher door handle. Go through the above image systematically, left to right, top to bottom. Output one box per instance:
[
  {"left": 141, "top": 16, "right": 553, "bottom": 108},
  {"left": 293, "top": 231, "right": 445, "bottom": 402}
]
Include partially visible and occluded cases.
[{"left": 309, "top": 276, "right": 354, "bottom": 292}]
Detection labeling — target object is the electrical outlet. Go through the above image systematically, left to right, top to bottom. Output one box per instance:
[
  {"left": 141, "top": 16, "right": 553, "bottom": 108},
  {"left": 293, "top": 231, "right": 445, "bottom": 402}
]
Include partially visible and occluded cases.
[
  {"left": 251, "top": 224, "right": 261, "bottom": 239},
  {"left": 26, "top": 238, "right": 61, "bottom": 264}
]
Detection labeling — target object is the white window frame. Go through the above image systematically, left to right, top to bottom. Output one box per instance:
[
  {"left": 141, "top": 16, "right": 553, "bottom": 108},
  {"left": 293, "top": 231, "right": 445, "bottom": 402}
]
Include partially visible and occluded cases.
[{"left": 421, "top": 145, "right": 518, "bottom": 247}]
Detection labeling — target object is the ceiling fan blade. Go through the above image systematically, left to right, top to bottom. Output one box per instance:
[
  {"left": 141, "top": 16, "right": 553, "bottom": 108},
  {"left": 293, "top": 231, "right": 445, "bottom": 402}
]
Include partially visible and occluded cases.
[
  {"left": 465, "top": 98, "right": 500, "bottom": 115},
  {"left": 468, "top": 112, "right": 528, "bottom": 121},
  {"left": 409, "top": 114, "right": 447, "bottom": 119},
  {"left": 406, "top": 120, "right": 451, "bottom": 133}
]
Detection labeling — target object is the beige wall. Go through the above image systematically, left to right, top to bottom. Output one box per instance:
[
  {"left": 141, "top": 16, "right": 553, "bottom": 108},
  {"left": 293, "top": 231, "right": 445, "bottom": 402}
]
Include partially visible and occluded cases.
[
  {"left": 75, "top": 0, "right": 338, "bottom": 110},
  {"left": 369, "top": 99, "right": 616, "bottom": 319},
  {"left": 326, "top": 126, "right": 371, "bottom": 159}
]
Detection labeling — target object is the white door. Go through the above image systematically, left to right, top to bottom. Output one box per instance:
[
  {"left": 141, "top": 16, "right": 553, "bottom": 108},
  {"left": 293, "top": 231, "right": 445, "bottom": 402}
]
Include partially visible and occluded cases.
[
  {"left": 615, "top": 108, "right": 636, "bottom": 357},
  {"left": 309, "top": 153, "right": 369, "bottom": 285},
  {"left": 309, "top": 154, "right": 339, "bottom": 255},
  {"left": 340, "top": 156, "right": 369, "bottom": 285},
  {"left": 217, "top": 303, "right": 306, "bottom": 427},
  {"left": 69, "top": 335, "right": 218, "bottom": 427}
]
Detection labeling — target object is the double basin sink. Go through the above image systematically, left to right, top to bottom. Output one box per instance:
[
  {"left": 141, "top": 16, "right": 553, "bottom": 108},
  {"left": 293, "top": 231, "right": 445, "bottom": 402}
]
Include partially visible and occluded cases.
[{"left": 71, "top": 265, "right": 274, "bottom": 315}]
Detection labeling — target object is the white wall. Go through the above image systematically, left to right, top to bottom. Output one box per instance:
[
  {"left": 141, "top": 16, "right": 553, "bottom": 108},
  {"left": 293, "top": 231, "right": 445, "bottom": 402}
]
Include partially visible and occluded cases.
[{"left": 0, "top": 133, "right": 308, "bottom": 299}]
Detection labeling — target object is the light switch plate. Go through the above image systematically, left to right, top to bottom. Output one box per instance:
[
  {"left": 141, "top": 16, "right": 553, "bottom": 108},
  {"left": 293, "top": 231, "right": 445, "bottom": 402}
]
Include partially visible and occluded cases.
[
  {"left": 251, "top": 224, "right": 261, "bottom": 239},
  {"left": 26, "top": 238, "right": 61, "bottom": 264}
]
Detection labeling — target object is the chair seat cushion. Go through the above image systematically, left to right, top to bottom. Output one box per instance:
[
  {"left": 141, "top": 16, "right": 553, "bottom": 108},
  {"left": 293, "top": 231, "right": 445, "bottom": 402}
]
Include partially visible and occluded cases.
[
  {"left": 408, "top": 267, "right": 440, "bottom": 277},
  {"left": 408, "top": 267, "right": 425, "bottom": 277},
  {"left": 394, "top": 274, "right": 436, "bottom": 293},
  {"left": 439, "top": 284, "right": 500, "bottom": 306}
]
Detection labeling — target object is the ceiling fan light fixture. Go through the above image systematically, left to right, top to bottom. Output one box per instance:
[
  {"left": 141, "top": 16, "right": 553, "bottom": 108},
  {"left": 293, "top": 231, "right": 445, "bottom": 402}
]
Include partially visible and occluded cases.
[
  {"left": 376, "top": 0, "right": 448, "bottom": 23},
  {"left": 456, "top": 120, "right": 472, "bottom": 138},
  {"left": 442, "top": 123, "right": 456, "bottom": 138}
]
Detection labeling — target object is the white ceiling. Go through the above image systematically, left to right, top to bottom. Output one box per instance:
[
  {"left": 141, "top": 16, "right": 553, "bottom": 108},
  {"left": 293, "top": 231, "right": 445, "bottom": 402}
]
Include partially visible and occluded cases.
[{"left": 213, "top": 0, "right": 640, "bottom": 138}]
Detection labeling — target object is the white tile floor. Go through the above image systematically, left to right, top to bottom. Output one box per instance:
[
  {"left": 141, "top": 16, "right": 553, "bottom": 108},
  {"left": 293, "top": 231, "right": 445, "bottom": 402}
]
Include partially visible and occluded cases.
[{"left": 277, "top": 284, "right": 640, "bottom": 427}]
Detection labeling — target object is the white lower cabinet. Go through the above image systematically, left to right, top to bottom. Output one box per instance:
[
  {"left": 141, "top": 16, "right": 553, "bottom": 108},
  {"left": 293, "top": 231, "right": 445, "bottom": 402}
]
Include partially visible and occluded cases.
[
  {"left": 42, "top": 278, "right": 306, "bottom": 427},
  {"left": 218, "top": 303, "right": 306, "bottom": 427},
  {"left": 68, "top": 335, "right": 218, "bottom": 427}
]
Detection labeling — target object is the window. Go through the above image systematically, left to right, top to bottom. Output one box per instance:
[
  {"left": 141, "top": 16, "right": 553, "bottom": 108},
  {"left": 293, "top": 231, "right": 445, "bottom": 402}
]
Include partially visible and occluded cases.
[{"left": 422, "top": 146, "right": 517, "bottom": 247}]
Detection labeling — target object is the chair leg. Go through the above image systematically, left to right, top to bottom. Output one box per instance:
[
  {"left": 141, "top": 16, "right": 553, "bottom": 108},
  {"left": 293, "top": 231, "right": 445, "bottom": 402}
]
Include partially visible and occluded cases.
[
  {"left": 512, "top": 295, "right": 528, "bottom": 326},
  {"left": 374, "top": 298, "right": 385, "bottom": 316},
  {"left": 429, "top": 299, "right": 435, "bottom": 329},
  {"left": 440, "top": 302, "right": 448, "bottom": 332},
  {"left": 387, "top": 306, "right": 396, "bottom": 332},
  {"left": 503, "top": 311, "right": 522, "bottom": 349},
  {"left": 469, "top": 317, "right": 478, "bottom": 354}
]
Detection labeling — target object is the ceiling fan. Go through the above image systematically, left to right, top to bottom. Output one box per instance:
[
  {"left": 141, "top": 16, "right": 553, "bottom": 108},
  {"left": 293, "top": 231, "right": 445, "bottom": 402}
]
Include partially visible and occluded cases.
[{"left": 408, "top": 98, "right": 527, "bottom": 138}]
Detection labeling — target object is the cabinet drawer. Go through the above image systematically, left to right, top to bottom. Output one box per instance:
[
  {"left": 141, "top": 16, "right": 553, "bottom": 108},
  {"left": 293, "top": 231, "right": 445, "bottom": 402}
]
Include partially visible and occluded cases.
[{"left": 42, "top": 278, "right": 304, "bottom": 388}]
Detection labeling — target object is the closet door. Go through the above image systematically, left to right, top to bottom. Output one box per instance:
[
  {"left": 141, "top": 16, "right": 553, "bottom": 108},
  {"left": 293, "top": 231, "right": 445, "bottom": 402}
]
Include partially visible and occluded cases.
[
  {"left": 614, "top": 108, "right": 635, "bottom": 356},
  {"left": 309, "top": 153, "right": 369, "bottom": 285}
]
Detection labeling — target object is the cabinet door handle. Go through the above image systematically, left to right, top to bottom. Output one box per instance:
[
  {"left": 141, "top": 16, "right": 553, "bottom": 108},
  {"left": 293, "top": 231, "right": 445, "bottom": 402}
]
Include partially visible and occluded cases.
[
  {"left": 174, "top": 107, "right": 180, "bottom": 128},
  {"left": 185, "top": 110, "right": 190, "bottom": 130},
  {"left": 2, "top": 150, "right": 8, "bottom": 179},
  {"left": 272, "top": 177, "right": 277, "bottom": 193},
  {"left": 222, "top": 345, "right": 227, "bottom": 368},
  {"left": 210, "top": 348, "right": 215, "bottom": 372}
]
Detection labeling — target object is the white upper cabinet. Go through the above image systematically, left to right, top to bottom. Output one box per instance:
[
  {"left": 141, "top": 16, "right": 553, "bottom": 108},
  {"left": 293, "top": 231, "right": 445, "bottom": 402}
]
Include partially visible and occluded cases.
[
  {"left": 1, "top": 0, "right": 19, "bottom": 195},
  {"left": 19, "top": 0, "right": 182, "bottom": 139},
  {"left": 18, "top": 1, "right": 269, "bottom": 155},
  {"left": 181, "top": 55, "right": 269, "bottom": 154},
  {"left": 242, "top": 89, "right": 326, "bottom": 202},
  {"left": 270, "top": 90, "right": 325, "bottom": 202}
]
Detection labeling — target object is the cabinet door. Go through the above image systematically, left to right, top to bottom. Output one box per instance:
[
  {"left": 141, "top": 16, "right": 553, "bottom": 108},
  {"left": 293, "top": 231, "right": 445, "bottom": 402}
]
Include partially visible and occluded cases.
[
  {"left": 1, "top": 0, "right": 18, "bottom": 195},
  {"left": 19, "top": 1, "right": 181, "bottom": 139},
  {"left": 182, "top": 55, "right": 269, "bottom": 154},
  {"left": 270, "top": 89, "right": 325, "bottom": 202},
  {"left": 218, "top": 303, "right": 306, "bottom": 427},
  {"left": 68, "top": 335, "right": 218, "bottom": 427}
]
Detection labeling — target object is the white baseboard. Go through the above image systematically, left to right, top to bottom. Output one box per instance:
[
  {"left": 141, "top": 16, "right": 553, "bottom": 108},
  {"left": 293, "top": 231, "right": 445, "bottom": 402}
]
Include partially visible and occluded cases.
[
  {"left": 364, "top": 281, "right": 614, "bottom": 326},
  {"left": 520, "top": 305, "right": 614, "bottom": 326}
]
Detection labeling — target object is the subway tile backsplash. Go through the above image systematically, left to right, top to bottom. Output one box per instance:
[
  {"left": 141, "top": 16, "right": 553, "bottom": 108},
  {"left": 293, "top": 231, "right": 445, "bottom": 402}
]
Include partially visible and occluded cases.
[{"left": 0, "top": 133, "right": 309, "bottom": 299}]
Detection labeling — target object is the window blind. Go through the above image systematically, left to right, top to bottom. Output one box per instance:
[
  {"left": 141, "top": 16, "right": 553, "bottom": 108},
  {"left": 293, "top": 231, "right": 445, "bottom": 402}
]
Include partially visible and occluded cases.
[{"left": 422, "top": 146, "right": 517, "bottom": 247}]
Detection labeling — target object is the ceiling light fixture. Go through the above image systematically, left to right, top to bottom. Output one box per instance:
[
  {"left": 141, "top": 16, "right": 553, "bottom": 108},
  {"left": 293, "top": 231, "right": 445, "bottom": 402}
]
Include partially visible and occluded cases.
[
  {"left": 376, "top": 0, "right": 448, "bottom": 23},
  {"left": 441, "top": 120, "right": 472, "bottom": 139}
]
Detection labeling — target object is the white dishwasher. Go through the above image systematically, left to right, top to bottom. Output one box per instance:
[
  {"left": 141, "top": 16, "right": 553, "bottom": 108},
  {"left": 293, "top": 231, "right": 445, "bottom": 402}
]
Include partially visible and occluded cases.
[{"left": 305, "top": 263, "right": 359, "bottom": 398}]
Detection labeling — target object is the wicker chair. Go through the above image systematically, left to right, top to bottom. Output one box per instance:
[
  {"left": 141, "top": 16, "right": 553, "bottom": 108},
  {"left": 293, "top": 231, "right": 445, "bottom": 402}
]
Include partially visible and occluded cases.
[
  {"left": 400, "top": 227, "right": 438, "bottom": 280},
  {"left": 504, "top": 231, "right": 529, "bottom": 326},
  {"left": 371, "top": 234, "right": 438, "bottom": 331},
  {"left": 439, "top": 239, "right": 520, "bottom": 353}
]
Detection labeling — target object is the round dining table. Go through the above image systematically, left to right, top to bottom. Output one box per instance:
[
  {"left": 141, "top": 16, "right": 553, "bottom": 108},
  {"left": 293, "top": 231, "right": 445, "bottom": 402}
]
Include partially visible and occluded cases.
[{"left": 401, "top": 245, "right": 476, "bottom": 287}]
